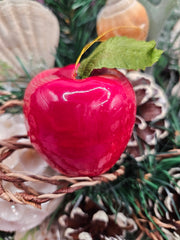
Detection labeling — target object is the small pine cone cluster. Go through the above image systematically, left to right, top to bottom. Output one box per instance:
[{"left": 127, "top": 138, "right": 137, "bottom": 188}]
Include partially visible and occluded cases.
[
  {"left": 122, "top": 71, "right": 169, "bottom": 161},
  {"left": 154, "top": 167, "right": 180, "bottom": 239},
  {"left": 58, "top": 197, "right": 137, "bottom": 240}
]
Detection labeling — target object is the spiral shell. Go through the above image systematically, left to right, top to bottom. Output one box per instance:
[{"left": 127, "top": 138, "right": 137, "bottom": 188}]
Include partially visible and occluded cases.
[
  {"left": 0, "top": 0, "right": 60, "bottom": 80},
  {"left": 96, "top": 0, "right": 149, "bottom": 40}
]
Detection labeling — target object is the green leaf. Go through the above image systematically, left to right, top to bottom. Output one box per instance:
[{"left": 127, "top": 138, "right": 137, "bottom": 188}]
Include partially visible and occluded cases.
[{"left": 78, "top": 36, "right": 163, "bottom": 78}]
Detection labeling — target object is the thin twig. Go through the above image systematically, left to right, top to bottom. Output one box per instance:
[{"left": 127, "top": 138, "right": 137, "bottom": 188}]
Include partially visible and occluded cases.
[
  {"left": 0, "top": 99, "right": 24, "bottom": 114},
  {"left": 0, "top": 134, "right": 125, "bottom": 208},
  {"left": 0, "top": 135, "right": 32, "bottom": 162},
  {"left": 156, "top": 149, "right": 180, "bottom": 160}
]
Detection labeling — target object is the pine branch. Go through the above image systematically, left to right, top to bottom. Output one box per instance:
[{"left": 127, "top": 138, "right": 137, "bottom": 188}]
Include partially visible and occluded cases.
[{"left": 44, "top": 0, "right": 106, "bottom": 66}]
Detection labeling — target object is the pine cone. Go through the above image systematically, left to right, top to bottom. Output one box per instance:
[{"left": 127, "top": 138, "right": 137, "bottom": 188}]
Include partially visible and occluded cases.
[
  {"left": 123, "top": 71, "right": 169, "bottom": 161},
  {"left": 154, "top": 167, "right": 180, "bottom": 239},
  {"left": 58, "top": 197, "right": 137, "bottom": 240}
]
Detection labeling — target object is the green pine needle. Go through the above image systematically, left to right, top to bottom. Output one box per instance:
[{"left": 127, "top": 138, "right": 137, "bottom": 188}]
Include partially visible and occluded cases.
[{"left": 44, "top": 0, "right": 106, "bottom": 66}]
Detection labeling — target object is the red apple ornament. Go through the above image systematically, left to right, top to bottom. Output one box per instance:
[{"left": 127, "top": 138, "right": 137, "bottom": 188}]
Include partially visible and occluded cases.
[{"left": 24, "top": 64, "right": 136, "bottom": 176}]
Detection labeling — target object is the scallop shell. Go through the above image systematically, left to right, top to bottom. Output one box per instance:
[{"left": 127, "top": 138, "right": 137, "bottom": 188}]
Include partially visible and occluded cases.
[
  {"left": 0, "top": 0, "right": 60, "bottom": 80},
  {"left": 96, "top": 0, "right": 149, "bottom": 41}
]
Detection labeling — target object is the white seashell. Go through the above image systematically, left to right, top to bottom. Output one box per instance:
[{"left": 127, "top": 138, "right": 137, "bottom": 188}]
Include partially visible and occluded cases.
[
  {"left": 0, "top": 0, "right": 60, "bottom": 80},
  {"left": 96, "top": 0, "right": 149, "bottom": 41},
  {"left": 0, "top": 113, "right": 62, "bottom": 232},
  {"left": 14, "top": 218, "right": 61, "bottom": 240}
]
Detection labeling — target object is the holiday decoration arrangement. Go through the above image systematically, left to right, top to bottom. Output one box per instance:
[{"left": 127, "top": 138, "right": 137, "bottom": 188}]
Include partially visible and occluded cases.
[{"left": 0, "top": 0, "right": 180, "bottom": 239}]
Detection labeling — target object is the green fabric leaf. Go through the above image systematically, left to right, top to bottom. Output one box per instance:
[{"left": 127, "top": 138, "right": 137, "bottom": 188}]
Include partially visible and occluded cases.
[{"left": 78, "top": 36, "right": 163, "bottom": 78}]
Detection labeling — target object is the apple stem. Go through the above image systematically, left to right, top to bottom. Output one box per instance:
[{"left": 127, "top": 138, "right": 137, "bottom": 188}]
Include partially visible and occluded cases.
[{"left": 73, "top": 65, "right": 78, "bottom": 80}]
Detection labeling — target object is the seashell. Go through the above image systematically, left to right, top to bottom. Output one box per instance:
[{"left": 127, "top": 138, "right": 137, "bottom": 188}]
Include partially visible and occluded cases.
[
  {"left": 0, "top": 0, "right": 60, "bottom": 81},
  {"left": 96, "top": 0, "right": 149, "bottom": 41},
  {"left": 0, "top": 113, "right": 62, "bottom": 232},
  {"left": 15, "top": 218, "right": 61, "bottom": 240}
]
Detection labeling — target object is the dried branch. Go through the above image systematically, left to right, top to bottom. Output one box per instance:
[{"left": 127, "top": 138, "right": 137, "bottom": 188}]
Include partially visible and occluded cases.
[
  {"left": 0, "top": 99, "right": 24, "bottom": 114},
  {"left": 0, "top": 132, "right": 180, "bottom": 208},
  {"left": 0, "top": 135, "right": 32, "bottom": 162},
  {"left": 156, "top": 149, "right": 180, "bottom": 160},
  {"left": 0, "top": 159, "right": 125, "bottom": 208}
]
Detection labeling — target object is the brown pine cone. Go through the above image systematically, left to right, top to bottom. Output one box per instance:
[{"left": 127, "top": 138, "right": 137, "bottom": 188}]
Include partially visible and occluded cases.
[
  {"left": 123, "top": 71, "right": 169, "bottom": 161},
  {"left": 154, "top": 167, "right": 180, "bottom": 239},
  {"left": 58, "top": 197, "right": 137, "bottom": 240}
]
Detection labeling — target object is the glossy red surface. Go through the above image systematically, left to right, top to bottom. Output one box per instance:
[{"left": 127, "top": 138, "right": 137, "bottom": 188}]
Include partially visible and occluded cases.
[{"left": 24, "top": 65, "right": 136, "bottom": 176}]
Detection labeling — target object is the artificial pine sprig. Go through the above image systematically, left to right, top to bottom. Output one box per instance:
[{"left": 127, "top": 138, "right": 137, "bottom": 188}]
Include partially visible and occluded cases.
[{"left": 43, "top": 0, "right": 106, "bottom": 66}]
